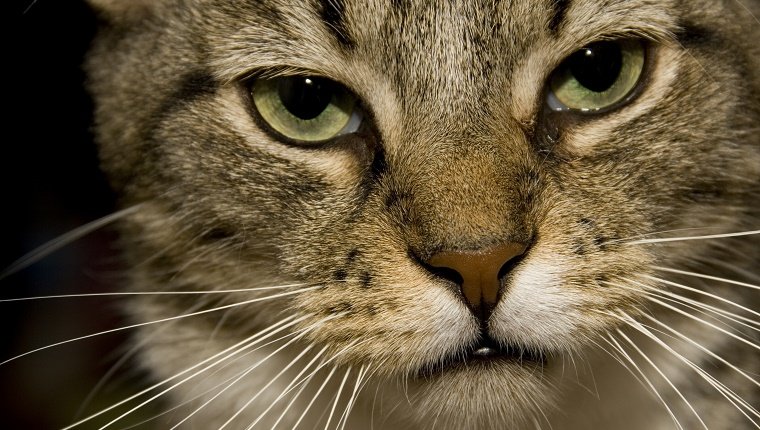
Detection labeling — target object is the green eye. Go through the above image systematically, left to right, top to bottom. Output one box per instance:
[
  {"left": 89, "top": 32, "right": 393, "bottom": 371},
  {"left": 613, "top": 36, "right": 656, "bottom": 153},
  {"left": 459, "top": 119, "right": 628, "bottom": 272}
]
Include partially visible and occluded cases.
[
  {"left": 548, "top": 40, "right": 645, "bottom": 112},
  {"left": 250, "top": 76, "right": 361, "bottom": 142}
]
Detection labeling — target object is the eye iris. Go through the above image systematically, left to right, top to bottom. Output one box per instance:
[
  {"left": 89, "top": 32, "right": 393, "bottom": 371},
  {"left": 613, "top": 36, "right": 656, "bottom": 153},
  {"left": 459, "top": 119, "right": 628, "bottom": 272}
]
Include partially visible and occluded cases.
[
  {"left": 548, "top": 39, "right": 645, "bottom": 112},
  {"left": 568, "top": 41, "right": 622, "bottom": 93},
  {"left": 250, "top": 75, "right": 360, "bottom": 143},
  {"left": 277, "top": 77, "right": 334, "bottom": 120}
]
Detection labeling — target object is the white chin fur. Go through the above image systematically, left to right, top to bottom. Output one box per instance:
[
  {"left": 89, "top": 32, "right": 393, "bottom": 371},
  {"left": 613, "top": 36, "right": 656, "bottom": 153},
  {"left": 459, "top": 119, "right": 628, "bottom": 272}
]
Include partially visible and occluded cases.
[{"left": 391, "top": 361, "right": 553, "bottom": 430}]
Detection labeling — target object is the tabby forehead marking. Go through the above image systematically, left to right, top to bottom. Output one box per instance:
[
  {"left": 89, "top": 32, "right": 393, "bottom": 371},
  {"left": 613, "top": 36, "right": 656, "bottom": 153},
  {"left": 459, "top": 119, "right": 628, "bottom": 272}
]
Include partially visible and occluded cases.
[
  {"left": 319, "top": 0, "right": 355, "bottom": 49},
  {"left": 548, "top": 0, "right": 572, "bottom": 34}
]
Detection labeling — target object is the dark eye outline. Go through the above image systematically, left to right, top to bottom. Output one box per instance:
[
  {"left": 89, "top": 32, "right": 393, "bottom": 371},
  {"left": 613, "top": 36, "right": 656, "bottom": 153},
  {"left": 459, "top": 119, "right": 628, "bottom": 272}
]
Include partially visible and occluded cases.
[
  {"left": 545, "top": 39, "right": 651, "bottom": 115},
  {"left": 241, "top": 73, "right": 365, "bottom": 146}
]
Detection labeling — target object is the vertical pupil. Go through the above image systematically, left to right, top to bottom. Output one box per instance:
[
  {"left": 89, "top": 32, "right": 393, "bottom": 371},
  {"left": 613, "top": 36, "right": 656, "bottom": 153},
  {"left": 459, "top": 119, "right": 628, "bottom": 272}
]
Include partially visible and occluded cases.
[
  {"left": 568, "top": 41, "right": 623, "bottom": 92},
  {"left": 277, "top": 77, "right": 334, "bottom": 120}
]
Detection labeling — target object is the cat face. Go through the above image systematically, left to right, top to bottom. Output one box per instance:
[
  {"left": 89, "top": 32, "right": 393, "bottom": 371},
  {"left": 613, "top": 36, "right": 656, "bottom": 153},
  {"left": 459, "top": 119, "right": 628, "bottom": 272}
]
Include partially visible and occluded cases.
[{"left": 84, "top": 0, "right": 759, "bottom": 428}]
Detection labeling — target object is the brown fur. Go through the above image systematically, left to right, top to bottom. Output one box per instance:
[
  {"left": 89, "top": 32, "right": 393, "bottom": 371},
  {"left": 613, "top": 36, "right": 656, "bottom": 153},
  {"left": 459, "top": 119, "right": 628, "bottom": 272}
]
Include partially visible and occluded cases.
[{"left": 85, "top": 0, "right": 759, "bottom": 428}]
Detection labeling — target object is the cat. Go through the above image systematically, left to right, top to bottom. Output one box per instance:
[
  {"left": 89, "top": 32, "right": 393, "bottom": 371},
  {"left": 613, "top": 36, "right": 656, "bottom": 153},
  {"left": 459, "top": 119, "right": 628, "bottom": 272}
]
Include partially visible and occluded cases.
[{"left": 5, "top": 0, "right": 760, "bottom": 429}]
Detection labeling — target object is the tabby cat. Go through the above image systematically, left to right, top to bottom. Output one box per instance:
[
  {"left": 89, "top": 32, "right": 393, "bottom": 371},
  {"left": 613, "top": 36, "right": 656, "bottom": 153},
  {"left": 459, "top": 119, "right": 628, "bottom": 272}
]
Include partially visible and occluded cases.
[{"left": 11, "top": 0, "right": 760, "bottom": 428}]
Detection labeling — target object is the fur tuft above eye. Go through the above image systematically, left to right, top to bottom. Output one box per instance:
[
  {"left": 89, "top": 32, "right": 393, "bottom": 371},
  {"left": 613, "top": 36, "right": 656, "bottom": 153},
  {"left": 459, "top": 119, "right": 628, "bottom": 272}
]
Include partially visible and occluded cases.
[
  {"left": 547, "top": 40, "right": 646, "bottom": 113},
  {"left": 249, "top": 76, "right": 362, "bottom": 144}
]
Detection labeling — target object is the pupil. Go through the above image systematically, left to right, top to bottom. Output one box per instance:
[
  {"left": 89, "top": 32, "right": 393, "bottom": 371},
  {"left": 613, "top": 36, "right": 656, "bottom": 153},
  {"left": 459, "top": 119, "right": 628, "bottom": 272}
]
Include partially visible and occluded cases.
[
  {"left": 568, "top": 41, "right": 623, "bottom": 93},
  {"left": 277, "top": 77, "right": 334, "bottom": 120}
]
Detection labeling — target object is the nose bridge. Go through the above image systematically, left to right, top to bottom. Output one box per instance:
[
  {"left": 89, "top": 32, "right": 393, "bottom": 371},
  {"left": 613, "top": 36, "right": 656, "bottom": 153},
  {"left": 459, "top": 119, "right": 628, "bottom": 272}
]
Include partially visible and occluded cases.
[
  {"left": 386, "top": 129, "right": 538, "bottom": 320},
  {"left": 404, "top": 139, "right": 534, "bottom": 251}
]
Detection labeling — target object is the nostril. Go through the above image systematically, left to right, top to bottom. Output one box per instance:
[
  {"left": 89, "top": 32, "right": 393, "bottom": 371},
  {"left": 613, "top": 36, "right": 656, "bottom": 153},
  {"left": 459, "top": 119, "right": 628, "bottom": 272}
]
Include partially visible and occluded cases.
[
  {"left": 424, "top": 242, "right": 529, "bottom": 321},
  {"left": 497, "top": 248, "right": 528, "bottom": 281},
  {"left": 427, "top": 265, "right": 464, "bottom": 287}
]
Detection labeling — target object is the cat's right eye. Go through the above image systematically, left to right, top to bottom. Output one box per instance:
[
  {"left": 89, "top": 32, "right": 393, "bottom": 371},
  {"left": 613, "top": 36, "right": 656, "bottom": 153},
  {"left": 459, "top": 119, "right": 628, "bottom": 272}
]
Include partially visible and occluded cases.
[{"left": 249, "top": 76, "right": 362, "bottom": 143}]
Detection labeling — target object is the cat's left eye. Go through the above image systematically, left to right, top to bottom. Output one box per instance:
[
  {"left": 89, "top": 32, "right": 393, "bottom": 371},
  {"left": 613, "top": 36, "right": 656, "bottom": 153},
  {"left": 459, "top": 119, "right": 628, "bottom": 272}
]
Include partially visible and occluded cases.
[
  {"left": 547, "top": 40, "right": 646, "bottom": 113},
  {"left": 250, "top": 76, "right": 362, "bottom": 143}
]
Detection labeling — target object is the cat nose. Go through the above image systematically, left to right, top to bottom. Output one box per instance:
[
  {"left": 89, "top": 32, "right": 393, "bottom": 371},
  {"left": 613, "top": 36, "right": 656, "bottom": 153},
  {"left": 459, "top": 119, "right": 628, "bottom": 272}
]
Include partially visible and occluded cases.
[{"left": 427, "top": 243, "right": 528, "bottom": 320}]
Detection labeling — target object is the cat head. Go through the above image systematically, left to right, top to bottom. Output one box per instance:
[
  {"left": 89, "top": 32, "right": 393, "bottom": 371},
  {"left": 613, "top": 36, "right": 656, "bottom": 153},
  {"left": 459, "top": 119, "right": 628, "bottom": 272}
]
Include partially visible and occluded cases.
[{"left": 86, "top": 0, "right": 760, "bottom": 426}]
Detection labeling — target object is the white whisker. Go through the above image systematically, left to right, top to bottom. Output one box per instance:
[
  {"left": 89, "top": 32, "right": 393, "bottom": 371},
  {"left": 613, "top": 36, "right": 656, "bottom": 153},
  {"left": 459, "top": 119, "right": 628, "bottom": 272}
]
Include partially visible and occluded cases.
[
  {"left": 22, "top": 0, "right": 39, "bottom": 14},
  {"left": 733, "top": 0, "right": 760, "bottom": 26},
  {"left": 0, "top": 205, "right": 142, "bottom": 280},
  {"left": 605, "top": 227, "right": 725, "bottom": 245},
  {"left": 625, "top": 229, "right": 760, "bottom": 245},
  {"left": 654, "top": 266, "right": 760, "bottom": 290},
  {"left": 641, "top": 275, "right": 760, "bottom": 321},
  {"left": 604, "top": 277, "right": 760, "bottom": 335},
  {"left": 602, "top": 278, "right": 760, "bottom": 347},
  {"left": 0, "top": 284, "right": 305, "bottom": 303},
  {"left": 640, "top": 284, "right": 760, "bottom": 332},
  {"left": 1, "top": 286, "right": 319, "bottom": 366},
  {"left": 644, "top": 295, "right": 760, "bottom": 352},
  {"left": 75, "top": 301, "right": 206, "bottom": 420},
  {"left": 206, "top": 307, "right": 235, "bottom": 345},
  {"left": 215, "top": 313, "right": 344, "bottom": 430},
  {"left": 617, "top": 313, "right": 760, "bottom": 425},
  {"left": 640, "top": 313, "right": 760, "bottom": 389},
  {"left": 62, "top": 314, "right": 305, "bottom": 430},
  {"left": 178, "top": 314, "right": 342, "bottom": 430},
  {"left": 109, "top": 320, "right": 317, "bottom": 430},
  {"left": 116, "top": 321, "right": 326, "bottom": 430},
  {"left": 615, "top": 325, "right": 708, "bottom": 430},
  {"left": 604, "top": 334, "right": 685, "bottom": 430},
  {"left": 588, "top": 337, "right": 648, "bottom": 388},
  {"left": 277, "top": 340, "right": 369, "bottom": 429},
  {"left": 214, "top": 343, "right": 317, "bottom": 430},
  {"left": 251, "top": 347, "right": 330, "bottom": 429},
  {"left": 337, "top": 364, "right": 367, "bottom": 430},
  {"left": 270, "top": 366, "right": 320, "bottom": 430},
  {"left": 291, "top": 366, "right": 338, "bottom": 430},
  {"left": 323, "top": 367, "right": 351, "bottom": 430},
  {"left": 369, "top": 369, "right": 384, "bottom": 430},
  {"left": 271, "top": 373, "right": 317, "bottom": 430}
]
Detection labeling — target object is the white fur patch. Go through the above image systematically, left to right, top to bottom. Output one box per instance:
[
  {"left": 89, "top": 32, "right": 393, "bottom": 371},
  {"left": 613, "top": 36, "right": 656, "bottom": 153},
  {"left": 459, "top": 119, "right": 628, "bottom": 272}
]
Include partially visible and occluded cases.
[{"left": 490, "top": 258, "right": 583, "bottom": 352}]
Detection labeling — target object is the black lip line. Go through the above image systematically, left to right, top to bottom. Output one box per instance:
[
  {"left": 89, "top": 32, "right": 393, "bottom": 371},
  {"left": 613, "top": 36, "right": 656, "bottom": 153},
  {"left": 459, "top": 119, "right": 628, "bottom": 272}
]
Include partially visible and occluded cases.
[
  {"left": 416, "top": 341, "right": 548, "bottom": 378},
  {"left": 467, "top": 341, "right": 546, "bottom": 363}
]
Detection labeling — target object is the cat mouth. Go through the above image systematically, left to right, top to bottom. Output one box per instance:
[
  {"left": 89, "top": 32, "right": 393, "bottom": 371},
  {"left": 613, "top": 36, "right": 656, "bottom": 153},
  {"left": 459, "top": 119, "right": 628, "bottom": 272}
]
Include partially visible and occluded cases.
[{"left": 417, "top": 336, "right": 548, "bottom": 377}]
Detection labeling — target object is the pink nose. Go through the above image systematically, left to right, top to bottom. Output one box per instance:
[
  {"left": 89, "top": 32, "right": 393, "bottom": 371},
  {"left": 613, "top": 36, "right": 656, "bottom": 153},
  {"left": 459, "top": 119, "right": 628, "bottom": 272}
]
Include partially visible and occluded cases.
[{"left": 428, "top": 242, "right": 527, "bottom": 318}]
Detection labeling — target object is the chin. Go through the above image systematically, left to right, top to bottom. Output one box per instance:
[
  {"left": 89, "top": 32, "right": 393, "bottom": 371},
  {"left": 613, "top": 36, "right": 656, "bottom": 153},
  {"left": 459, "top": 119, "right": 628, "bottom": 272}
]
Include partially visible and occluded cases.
[{"left": 396, "top": 359, "right": 554, "bottom": 430}]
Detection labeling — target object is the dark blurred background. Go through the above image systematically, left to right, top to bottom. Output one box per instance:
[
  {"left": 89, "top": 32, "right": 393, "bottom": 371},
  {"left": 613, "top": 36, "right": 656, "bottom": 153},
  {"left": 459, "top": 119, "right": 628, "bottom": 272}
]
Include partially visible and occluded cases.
[{"left": 2, "top": 1, "right": 155, "bottom": 428}]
